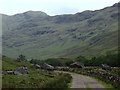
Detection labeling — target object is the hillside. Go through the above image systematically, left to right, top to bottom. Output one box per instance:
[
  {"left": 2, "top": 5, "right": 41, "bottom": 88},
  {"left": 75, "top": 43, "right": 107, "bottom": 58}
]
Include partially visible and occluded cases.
[{"left": 2, "top": 3, "right": 119, "bottom": 59}]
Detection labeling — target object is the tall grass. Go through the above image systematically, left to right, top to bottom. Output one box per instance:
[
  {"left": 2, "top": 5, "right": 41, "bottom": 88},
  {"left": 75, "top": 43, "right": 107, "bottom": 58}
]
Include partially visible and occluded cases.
[{"left": 42, "top": 73, "right": 72, "bottom": 89}]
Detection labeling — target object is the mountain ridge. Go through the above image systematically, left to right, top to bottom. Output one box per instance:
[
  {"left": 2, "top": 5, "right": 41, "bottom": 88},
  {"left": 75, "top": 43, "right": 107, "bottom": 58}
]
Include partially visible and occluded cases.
[
  {"left": 1, "top": 2, "right": 119, "bottom": 16},
  {"left": 2, "top": 3, "right": 119, "bottom": 59}
]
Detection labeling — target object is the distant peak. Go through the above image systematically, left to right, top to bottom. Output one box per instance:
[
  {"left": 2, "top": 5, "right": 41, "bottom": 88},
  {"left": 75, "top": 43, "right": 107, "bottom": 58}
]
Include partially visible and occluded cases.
[
  {"left": 112, "top": 2, "right": 120, "bottom": 7},
  {"left": 12, "top": 10, "right": 49, "bottom": 19},
  {"left": 23, "top": 10, "right": 48, "bottom": 16},
  {"left": 24, "top": 10, "right": 47, "bottom": 14}
]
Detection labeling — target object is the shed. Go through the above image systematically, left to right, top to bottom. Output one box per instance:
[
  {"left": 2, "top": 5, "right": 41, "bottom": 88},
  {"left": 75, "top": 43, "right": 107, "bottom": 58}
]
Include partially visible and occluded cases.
[
  {"left": 70, "top": 61, "right": 84, "bottom": 68},
  {"left": 43, "top": 63, "right": 54, "bottom": 70},
  {"left": 31, "top": 64, "right": 41, "bottom": 69},
  {"left": 101, "top": 64, "right": 111, "bottom": 70}
]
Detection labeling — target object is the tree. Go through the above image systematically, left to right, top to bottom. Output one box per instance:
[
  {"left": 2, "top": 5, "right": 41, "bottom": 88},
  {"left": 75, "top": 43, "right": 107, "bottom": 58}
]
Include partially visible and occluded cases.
[
  {"left": 17, "top": 54, "right": 26, "bottom": 61},
  {"left": 75, "top": 55, "right": 88, "bottom": 65}
]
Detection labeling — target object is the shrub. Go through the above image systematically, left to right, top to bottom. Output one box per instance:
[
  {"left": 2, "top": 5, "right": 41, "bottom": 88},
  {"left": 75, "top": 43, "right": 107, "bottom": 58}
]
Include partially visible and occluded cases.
[{"left": 42, "top": 73, "right": 72, "bottom": 89}]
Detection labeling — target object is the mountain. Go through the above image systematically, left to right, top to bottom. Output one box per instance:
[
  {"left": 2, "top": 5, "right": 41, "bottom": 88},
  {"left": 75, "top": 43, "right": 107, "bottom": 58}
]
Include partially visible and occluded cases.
[{"left": 2, "top": 3, "right": 119, "bottom": 59}]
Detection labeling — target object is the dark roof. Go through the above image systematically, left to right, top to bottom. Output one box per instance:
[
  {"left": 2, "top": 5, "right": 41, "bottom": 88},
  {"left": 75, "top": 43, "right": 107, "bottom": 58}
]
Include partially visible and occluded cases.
[
  {"left": 70, "top": 61, "right": 84, "bottom": 67},
  {"left": 44, "top": 63, "right": 54, "bottom": 69},
  {"left": 31, "top": 64, "right": 41, "bottom": 68},
  {"left": 35, "top": 64, "right": 41, "bottom": 68},
  {"left": 101, "top": 64, "right": 110, "bottom": 67}
]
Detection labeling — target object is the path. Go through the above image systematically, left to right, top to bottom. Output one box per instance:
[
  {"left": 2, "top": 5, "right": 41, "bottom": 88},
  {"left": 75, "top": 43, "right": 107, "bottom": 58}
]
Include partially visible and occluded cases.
[
  {"left": 56, "top": 71, "right": 106, "bottom": 89},
  {"left": 70, "top": 73, "right": 106, "bottom": 89}
]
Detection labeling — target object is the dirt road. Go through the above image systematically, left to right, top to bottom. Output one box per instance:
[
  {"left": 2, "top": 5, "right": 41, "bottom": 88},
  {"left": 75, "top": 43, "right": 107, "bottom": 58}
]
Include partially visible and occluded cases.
[{"left": 70, "top": 73, "right": 106, "bottom": 89}]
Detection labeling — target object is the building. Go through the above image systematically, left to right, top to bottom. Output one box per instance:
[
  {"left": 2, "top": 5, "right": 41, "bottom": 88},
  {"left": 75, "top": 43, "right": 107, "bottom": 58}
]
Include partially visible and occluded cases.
[
  {"left": 70, "top": 61, "right": 84, "bottom": 68},
  {"left": 43, "top": 63, "right": 54, "bottom": 70},
  {"left": 101, "top": 64, "right": 111, "bottom": 70}
]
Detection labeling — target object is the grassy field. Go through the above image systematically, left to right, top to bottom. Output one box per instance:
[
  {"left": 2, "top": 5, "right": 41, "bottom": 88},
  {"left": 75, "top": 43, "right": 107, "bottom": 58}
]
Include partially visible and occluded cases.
[{"left": 2, "top": 56, "right": 72, "bottom": 88}]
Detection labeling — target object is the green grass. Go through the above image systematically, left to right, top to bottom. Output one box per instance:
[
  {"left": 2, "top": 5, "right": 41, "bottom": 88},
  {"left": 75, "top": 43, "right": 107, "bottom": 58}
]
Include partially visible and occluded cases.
[
  {"left": 2, "top": 57, "right": 72, "bottom": 88},
  {"left": 92, "top": 77, "right": 116, "bottom": 90},
  {"left": 85, "top": 83, "right": 91, "bottom": 90}
]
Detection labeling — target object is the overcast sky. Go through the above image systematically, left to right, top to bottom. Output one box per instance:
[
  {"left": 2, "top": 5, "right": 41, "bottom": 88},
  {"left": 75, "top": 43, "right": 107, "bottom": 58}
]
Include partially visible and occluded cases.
[{"left": 0, "top": 0, "right": 119, "bottom": 16}]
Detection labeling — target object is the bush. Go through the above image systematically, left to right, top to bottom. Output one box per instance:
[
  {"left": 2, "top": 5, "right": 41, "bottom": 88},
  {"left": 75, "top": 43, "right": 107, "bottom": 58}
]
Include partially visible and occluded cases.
[{"left": 42, "top": 73, "right": 72, "bottom": 89}]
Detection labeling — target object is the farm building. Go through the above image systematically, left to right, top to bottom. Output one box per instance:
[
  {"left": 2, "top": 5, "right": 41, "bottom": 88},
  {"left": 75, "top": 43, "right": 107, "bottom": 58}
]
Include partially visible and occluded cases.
[
  {"left": 70, "top": 61, "right": 84, "bottom": 68},
  {"left": 43, "top": 63, "right": 55, "bottom": 70},
  {"left": 31, "top": 64, "right": 41, "bottom": 69},
  {"left": 101, "top": 64, "right": 111, "bottom": 70}
]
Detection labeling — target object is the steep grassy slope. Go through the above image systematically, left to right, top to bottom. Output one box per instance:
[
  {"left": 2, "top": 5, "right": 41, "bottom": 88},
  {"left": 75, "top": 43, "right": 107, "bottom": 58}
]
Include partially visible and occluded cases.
[{"left": 2, "top": 3, "right": 119, "bottom": 59}]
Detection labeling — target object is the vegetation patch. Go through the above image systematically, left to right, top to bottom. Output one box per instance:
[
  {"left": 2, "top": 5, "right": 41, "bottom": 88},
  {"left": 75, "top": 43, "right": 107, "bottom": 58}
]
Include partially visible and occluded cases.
[{"left": 2, "top": 56, "right": 72, "bottom": 88}]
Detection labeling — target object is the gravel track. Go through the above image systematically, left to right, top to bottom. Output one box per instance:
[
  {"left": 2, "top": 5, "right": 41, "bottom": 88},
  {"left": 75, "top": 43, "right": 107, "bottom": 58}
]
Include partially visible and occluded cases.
[{"left": 70, "top": 73, "right": 106, "bottom": 89}]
